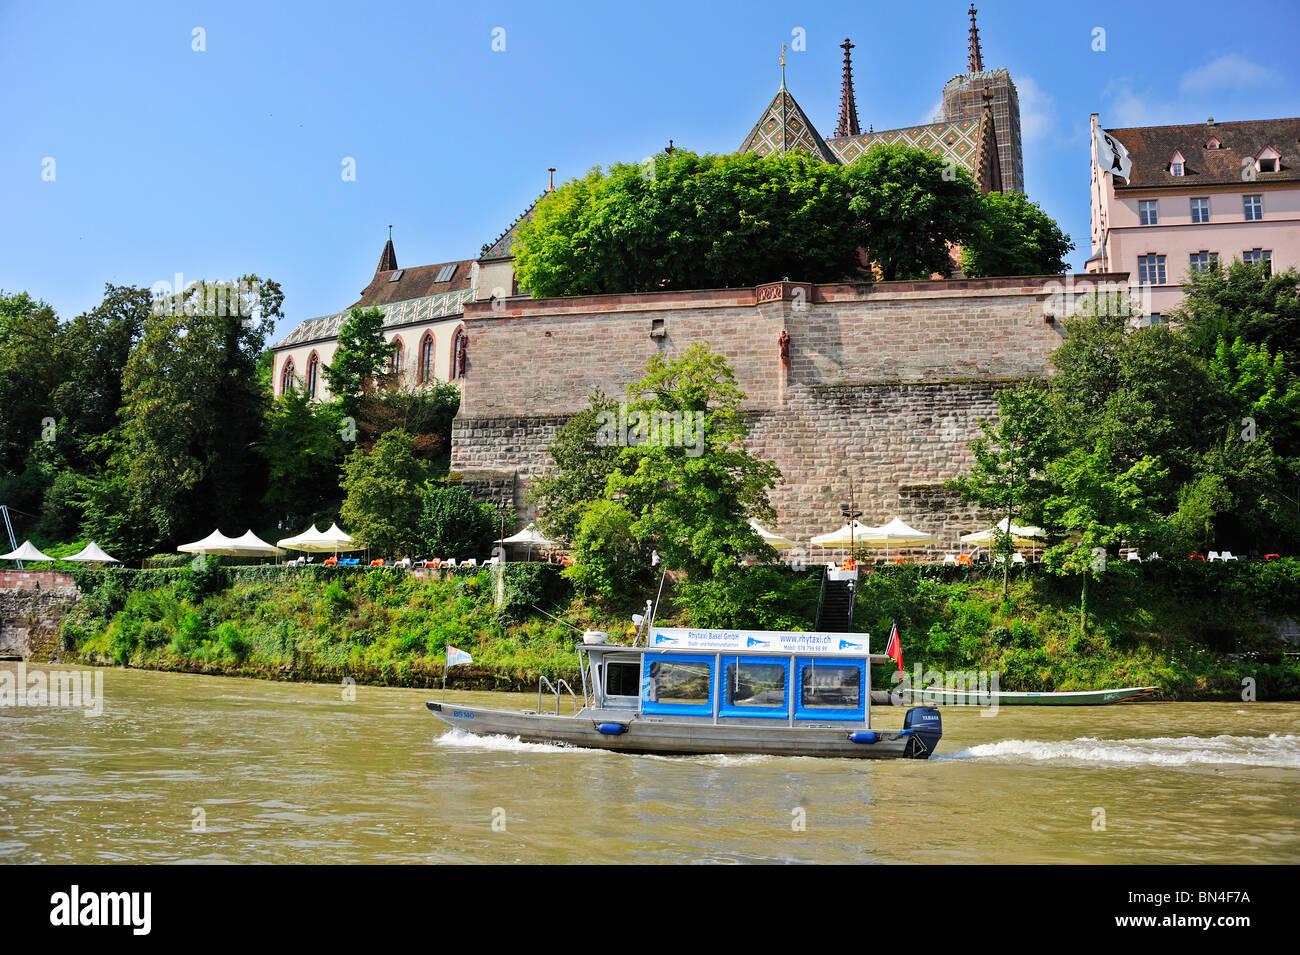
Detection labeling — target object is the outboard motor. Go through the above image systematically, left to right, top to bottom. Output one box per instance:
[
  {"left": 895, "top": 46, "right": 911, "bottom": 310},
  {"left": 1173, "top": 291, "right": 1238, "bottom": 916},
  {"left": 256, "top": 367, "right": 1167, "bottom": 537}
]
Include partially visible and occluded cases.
[{"left": 902, "top": 706, "right": 943, "bottom": 759}]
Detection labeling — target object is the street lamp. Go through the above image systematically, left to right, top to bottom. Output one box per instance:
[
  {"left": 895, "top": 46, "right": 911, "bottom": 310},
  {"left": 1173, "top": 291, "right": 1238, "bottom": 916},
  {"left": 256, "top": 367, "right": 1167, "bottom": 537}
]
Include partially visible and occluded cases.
[{"left": 840, "top": 489, "right": 862, "bottom": 567}]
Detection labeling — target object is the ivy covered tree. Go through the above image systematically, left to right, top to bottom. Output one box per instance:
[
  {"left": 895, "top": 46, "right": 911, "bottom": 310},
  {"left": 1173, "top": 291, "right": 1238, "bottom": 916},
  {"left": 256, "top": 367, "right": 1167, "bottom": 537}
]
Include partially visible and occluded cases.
[
  {"left": 960, "top": 191, "right": 1073, "bottom": 278},
  {"left": 527, "top": 391, "right": 622, "bottom": 544},
  {"left": 417, "top": 483, "right": 499, "bottom": 561}
]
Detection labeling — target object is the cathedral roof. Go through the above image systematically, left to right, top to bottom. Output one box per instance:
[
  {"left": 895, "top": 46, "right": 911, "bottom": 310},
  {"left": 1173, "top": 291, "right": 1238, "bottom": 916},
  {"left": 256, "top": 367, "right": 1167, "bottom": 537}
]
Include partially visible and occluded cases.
[
  {"left": 739, "top": 86, "right": 839, "bottom": 163},
  {"left": 826, "top": 119, "right": 984, "bottom": 172},
  {"left": 480, "top": 193, "right": 547, "bottom": 261},
  {"left": 353, "top": 257, "right": 474, "bottom": 308},
  {"left": 276, "top": 286, "right": 476, "bottom": 350}
]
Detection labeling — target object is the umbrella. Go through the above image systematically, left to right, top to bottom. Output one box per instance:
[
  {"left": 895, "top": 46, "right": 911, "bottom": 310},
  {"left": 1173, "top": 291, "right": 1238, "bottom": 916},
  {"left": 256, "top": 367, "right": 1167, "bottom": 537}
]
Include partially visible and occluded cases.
[
  {"left": 748, "top": 519, "right": 796, "bottom": 549},
  {"left": 1, "top": 540, "right": 55, "bottom": 563},
  {"left": 62, "top": 541, "right": 120, "bottom": 563}
]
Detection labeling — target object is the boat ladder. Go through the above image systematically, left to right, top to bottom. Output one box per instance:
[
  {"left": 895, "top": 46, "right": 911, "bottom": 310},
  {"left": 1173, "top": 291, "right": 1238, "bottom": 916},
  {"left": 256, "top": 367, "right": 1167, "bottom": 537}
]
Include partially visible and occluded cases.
[{"left": 537, "top": 675, "right": 580, "bottom": 716}]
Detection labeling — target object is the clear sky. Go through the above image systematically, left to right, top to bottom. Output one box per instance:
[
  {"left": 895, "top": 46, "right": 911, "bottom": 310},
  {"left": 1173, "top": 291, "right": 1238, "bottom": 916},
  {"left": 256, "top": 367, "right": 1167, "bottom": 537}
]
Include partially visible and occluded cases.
[{"left": 3, "top": 0, "right": 1298, "bottom": 341}]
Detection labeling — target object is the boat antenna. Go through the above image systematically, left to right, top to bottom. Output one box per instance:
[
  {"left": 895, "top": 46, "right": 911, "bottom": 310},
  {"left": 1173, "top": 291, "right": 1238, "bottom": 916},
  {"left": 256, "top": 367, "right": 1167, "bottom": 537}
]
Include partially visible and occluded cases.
[
  {"left": 647, "top": 564, "right": 669, "bottom": 633},
  {"left": 530, "top": 603, "right": 586, "bottom": 635}
]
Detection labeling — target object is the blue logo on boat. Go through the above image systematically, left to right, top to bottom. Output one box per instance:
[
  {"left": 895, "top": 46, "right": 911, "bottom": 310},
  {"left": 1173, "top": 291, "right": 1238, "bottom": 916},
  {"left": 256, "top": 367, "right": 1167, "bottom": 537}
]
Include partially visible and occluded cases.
[
  {"left": 654, "top": 634, "right": 677, "bottom": 645},
  {"left": 746, "top": 637, "right": 770, "bottom": 648},
  {"left": 838, "top": 639, "right": 863, "bottom": 650}
]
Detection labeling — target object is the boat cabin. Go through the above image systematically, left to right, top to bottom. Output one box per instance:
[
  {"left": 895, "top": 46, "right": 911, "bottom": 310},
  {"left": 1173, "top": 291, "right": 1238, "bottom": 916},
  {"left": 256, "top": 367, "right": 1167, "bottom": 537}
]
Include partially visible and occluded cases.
[{"left": 579, "top": 627, "right": 888, "bottom": 728}]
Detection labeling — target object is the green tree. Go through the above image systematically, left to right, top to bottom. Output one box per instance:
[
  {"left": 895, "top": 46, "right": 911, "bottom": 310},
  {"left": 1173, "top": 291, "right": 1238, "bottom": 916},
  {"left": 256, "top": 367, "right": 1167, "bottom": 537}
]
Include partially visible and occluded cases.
[
  {"left": 843, "top": 143, "right": 984, "bottom": 281},
  {"left": 513, "top": 151, "right": 865, "bottom": 297},
  {"left": 960, "top": 191, "right": 1074, "bottom": 278},
  {"left": 1170, "top": 261, "right": 1300, "bottom": 373},
  {"left": 91, "top": 275, "right": 282, "bottom": 556},
  {"left": 0, "top": 291, "right": 65, "bottom": 480},
  {"left": 322, "top": 307, "right": 398, "bottom": 416},
  {"left": 355, "top": 378, "right": 460, "bottom": 466},
  {"left": 948, "top": 381, "right": 1059, "bottom": 597},
  {"left": 259, "top": 387, "right": 347, "bottom": 532},
  {"left": 528, "top": 391, "right": 622, "bottom": 544},
  {"left": 339, "top": 429, "right": 428, "bottom": 556},
  {"left": 1042, "top": 443, "right": 1166, "bottom": 632},
  {"left": 417, "top": 484, "right": 499, "bottom": 561}
]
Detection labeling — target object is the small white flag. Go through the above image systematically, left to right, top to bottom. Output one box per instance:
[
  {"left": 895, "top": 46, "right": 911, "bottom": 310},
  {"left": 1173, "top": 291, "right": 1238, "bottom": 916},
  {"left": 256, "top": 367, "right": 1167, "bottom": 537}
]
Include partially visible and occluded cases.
[
  {"left": 1093, "top": 124, "right": 1133, "bottom": 183},
  {"left": 446, "top": 645, "right": 473, "bottom": 668}
]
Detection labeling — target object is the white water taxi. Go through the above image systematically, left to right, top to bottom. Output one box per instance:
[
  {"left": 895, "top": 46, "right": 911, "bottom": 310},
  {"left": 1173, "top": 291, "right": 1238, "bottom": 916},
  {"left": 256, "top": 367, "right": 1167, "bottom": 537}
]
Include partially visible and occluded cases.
[{"left": 427, "top": 626, "right": 943, "bottom": 759}]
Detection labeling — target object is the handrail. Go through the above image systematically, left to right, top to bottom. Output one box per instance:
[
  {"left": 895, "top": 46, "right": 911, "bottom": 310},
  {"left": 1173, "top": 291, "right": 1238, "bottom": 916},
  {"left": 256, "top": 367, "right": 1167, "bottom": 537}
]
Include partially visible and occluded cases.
[
  {"left": 537, "top": 675, "right": 559, "bottom": 714},
  {"left": 556, "top": 679, "right": 580, "bottom": 716}
]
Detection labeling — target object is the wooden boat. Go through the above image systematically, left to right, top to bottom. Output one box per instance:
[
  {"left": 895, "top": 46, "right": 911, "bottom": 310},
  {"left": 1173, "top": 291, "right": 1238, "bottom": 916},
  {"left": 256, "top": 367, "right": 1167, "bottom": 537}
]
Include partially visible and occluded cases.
[
  {"left": 427, "top": 626, "right": 943, "bottom": 759},
  {"left": 880, "top": 685, "right": 1158, "bottom": 706}
]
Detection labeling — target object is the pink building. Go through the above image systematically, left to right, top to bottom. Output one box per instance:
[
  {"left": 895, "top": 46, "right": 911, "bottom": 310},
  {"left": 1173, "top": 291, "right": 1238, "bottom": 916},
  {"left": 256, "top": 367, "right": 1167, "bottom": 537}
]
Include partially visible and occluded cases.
[{"left": 1087, "top": 114, "right": 1300, "bottom": 320}]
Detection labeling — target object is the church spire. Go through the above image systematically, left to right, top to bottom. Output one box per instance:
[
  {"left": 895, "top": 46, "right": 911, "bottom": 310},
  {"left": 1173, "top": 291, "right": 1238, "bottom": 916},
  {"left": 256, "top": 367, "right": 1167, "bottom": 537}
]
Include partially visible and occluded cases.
[
  {"left": 967, "top": 4, "right": 984, "bottom": 73},
  {"left": 836, "top": 38, "right": 860, "bottom": 138},
  {"left": 376, "top": 226, "right": 398, "bottom": 274}
]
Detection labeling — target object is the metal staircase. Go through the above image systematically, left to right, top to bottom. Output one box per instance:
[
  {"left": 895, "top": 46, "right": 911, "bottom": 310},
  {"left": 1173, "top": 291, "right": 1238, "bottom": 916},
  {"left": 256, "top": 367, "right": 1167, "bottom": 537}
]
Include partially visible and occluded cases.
[{"left": 814, "top": 566, "right": 856, "bottom": 632}]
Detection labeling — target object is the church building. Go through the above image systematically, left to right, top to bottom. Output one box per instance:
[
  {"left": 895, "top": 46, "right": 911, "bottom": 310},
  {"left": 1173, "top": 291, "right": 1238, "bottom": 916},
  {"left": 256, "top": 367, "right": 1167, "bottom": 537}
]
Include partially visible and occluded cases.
[{"left": 270, "top": 5, "right": 1024, "bottom": 399}]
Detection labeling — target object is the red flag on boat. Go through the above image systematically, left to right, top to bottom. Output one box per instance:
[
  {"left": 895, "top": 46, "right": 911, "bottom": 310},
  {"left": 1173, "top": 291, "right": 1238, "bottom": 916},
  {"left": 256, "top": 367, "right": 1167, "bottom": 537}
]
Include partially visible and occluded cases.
[{"left": 885, "top": 621, "right": 903, "bottom": 671}]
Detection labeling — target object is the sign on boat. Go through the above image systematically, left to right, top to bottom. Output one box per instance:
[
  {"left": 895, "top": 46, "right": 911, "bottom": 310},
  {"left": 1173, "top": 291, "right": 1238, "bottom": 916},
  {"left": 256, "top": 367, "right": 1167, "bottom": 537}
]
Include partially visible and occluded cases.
[{"left": 426, "top": 626, "right": 943, "bottom": 759}]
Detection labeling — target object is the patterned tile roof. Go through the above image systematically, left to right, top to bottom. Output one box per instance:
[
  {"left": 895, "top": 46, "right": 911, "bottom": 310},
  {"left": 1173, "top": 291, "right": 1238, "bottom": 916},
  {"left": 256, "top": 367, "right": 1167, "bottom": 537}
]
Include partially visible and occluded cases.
[
  {"left": 739, "top": 87, "right": 839, "bottom": 163},
  {"left": 1104, "top": 117, "right": 1300, "bottom": 189},
  {"left": 826, "top": 119, "right": 983, "bottom": 173},
  {"left": 480, "top": 194, "right": 547, "bottom": 261},
  {"left": 275, "top": 287, "right": 476, "bottom": 350}
]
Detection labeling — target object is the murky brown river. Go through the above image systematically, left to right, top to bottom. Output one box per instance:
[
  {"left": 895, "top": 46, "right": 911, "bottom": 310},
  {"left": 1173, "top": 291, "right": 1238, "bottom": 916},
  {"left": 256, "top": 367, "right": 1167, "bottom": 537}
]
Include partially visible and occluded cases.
[{"left": 1, "top": 663, "right": 1297, "bottom": 864}]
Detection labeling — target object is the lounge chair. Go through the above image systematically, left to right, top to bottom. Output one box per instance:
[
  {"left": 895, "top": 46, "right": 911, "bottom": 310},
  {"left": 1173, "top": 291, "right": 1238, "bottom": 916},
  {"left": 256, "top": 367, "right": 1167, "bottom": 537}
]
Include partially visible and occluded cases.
[
  {"left": 1126, "top": 551, "right": 1141, "bottom": 562},
  {"left": 1207, "top": 551, "right": 1221, "bottom": 562},
  {"left": 1221, "top": 551, "right": 1237, "bottom": 561},
  {"left": 1011, "top": 553, "right": 1026, "bottom": 565},
  {"left": 942, "top": 554, "right": 958, "bottom": 565},
  {"left": 956, "top": 554, "right": 973, "bottom": 566},
  {"left": 463, "top": 558, "right": 478, "bottom": 567}
]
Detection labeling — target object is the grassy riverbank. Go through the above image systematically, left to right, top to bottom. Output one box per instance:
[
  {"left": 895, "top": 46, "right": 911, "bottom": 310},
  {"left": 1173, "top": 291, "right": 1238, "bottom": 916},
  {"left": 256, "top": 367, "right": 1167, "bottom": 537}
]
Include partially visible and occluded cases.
[{"left": 57, "top": 558, "right": 1300, "bottom": 698}]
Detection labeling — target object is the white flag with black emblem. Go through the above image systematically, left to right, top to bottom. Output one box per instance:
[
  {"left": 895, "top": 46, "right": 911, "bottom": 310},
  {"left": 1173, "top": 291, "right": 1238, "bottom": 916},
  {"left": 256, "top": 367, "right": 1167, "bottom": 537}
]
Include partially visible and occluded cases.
[{"left": 1094, "top": 125, "right": 1133, "bottom": 182}]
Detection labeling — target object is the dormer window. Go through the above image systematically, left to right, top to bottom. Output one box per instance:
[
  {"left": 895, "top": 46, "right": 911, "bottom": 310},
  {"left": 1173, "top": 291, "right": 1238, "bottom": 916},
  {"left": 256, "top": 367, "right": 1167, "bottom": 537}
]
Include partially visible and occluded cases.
[
  {"left": 1206, "top": 137, "right": 1221, "bottom": 150},
  {"left": 1257, "top": 146, "right": 1281, "bottom": 173},
  {"left": 1168, "top": 150, "right": 1186, "bottom": 177}
]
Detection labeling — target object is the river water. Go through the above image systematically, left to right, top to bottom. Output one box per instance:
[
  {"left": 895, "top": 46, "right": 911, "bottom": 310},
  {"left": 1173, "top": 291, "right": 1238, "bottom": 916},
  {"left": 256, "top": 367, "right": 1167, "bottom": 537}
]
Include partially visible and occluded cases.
[{"left": 1, "top": 664, "right": 1297, "bottom": 864}]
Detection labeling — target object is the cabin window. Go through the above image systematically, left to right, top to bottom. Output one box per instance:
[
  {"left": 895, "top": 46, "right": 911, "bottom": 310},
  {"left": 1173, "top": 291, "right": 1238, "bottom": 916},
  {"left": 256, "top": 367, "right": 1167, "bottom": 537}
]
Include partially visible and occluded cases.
[
  {"left": 641, "top": 654, "right": 715, "bottom": 715},
  {"left": 605, "top": 661, "right": 640, "bottom": 698},
  {"left": 647, "top": 661, "right": 711, "bottom": 705},
  {"left": 726, "top": 662, "right": 786, "bottom": 707},
  {"left": 801, "top": 664, "right": 862, "bottom": 709}
]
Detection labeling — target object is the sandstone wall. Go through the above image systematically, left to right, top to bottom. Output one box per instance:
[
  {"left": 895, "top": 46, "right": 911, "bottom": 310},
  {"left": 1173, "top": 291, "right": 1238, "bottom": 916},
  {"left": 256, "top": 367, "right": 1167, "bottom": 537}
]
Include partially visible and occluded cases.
[
  {"left": 449, "top": 275, "right": 1123, "bottom": 547},
  {"left": 0, "top": 572, "right": 81, "bottom": 660}
]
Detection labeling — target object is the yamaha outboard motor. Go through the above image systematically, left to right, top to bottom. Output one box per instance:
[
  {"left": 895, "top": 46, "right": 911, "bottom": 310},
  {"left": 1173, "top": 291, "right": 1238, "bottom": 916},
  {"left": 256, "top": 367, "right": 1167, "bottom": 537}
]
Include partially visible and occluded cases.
[{"left": 902, "top": 706, "right": 943, "bottom": 759}]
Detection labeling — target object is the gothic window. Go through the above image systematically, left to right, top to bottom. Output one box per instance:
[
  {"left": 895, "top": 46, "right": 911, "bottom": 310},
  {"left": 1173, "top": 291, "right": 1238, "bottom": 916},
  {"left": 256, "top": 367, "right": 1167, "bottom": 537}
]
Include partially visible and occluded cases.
[
  {"left": 419, "top": 332, "right": 435, "bottom": 384},
  {"left": 389, "top": 337, "right": 405, "bottom": 376},
  {"left": 306, "top": 352, "right": 319, "bottom": 398},
  {"left": 280, "top": 358, "right": 296, "bottom": 394}
]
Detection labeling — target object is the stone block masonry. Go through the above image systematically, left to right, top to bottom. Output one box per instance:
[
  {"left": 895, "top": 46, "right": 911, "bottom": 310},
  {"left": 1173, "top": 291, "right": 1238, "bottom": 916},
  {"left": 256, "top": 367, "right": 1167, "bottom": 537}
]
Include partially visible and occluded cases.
[
  {"left": 450, "top": 274, "right": 1129, "bottom": 547},
  {"left": 0, "top": 572, "right": 81, "bottom": 660}
]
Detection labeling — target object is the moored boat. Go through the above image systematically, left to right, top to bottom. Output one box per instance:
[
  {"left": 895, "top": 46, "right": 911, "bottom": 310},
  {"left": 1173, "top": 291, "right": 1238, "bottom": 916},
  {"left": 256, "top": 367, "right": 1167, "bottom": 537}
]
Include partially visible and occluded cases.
[{"left": 427, "top": 626, "right": 943, "bottom": 759}]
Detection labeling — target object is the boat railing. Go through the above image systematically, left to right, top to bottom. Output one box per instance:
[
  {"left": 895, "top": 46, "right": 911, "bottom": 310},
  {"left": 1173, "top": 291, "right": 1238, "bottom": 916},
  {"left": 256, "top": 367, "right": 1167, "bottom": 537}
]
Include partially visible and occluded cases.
[{"left": 537, "top": 675, "right": 580, "bottom": 716}]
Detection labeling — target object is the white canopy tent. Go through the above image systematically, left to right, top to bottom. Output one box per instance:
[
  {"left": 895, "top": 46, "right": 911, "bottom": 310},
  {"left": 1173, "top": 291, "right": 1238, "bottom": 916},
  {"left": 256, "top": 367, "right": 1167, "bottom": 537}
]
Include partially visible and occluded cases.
[
  {"left": 852, "top": 517, "right": 936, "bottom": 559},
  {"left": 961, "top": 517, "right": 1047, "bottom": 558},
  {"left": 748, "top": 519, "right": 796, "bottom": 550},
  {"left": 810, "top": 520, "right": 878, "bottom": 548},
  {"left": 501, "top": 523, "right": 557, "bottom": 559},
  {"left": 277, "top": 525, "right": 335, "bottom": 552},
  {"left": 178, "top": 529, "right": 282, "bottom": 558},
  {"left": 1, "top": 540, "right": 56, "bottom": 563},
  {"left": 63, "top": 541, "right": 120, "bottom": 563}
]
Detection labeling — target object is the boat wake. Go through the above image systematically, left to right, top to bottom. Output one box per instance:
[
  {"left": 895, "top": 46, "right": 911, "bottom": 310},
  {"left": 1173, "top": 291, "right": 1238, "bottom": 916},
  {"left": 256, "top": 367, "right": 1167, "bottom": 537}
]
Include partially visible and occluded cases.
[
  {"left": 434, "top": 729, "right": 593, "bottom": 754},
  {"left": 946, "top": 734, "right": 1300, "bottom": 769}
]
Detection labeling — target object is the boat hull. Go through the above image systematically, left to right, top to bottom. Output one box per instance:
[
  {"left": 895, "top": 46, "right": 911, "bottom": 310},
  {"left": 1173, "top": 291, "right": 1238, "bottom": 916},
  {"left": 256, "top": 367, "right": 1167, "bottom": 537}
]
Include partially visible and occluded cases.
[{"left": 426, "top": 701, "right": 935, "bottom": 759}]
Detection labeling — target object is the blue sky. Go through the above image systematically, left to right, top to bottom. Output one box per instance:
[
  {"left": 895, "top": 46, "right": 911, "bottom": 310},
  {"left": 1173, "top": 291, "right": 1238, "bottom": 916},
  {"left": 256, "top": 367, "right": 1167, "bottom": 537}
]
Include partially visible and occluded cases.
[{"left": 3, "top": 0, "right": 1298, "bottom": 341}]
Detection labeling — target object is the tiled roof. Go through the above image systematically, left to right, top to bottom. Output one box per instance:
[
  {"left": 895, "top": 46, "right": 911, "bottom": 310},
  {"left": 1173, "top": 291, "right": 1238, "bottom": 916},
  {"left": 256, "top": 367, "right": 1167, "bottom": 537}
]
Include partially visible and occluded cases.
[
  {"left": 739, "top": 87, "right": 839, "bottom": 163},
  {"left": 1104, "top": 117, "right": 1300, "bottom": 189},
  {"left": 826, "top": 119, "right": 983, "bottom": 173},
  {"left": 480, "top": 195, "right": 546, "bottom": 261},
  {"left": 353, "top": 258, "right": 474, "bottom": 308},
  {"left": 275, "top": 287, "right": 476, "bottom": 349}
]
